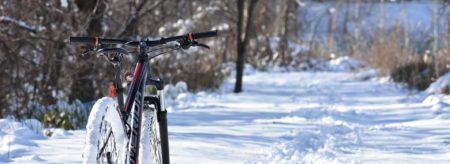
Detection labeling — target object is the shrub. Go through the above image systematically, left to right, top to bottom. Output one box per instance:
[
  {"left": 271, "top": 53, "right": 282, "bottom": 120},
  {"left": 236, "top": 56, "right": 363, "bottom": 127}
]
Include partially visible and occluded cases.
[
  {"left": 391, "top": 60, "right": 448, "bottom": 90},
  {"left": 441, "top": 86, "right": 450, "bottom": 95},
  {"left": 39, "top": 102, "right": 90, "bottom": 130},
  {"left": 40, "top": 109, "right": 77, "bottom": 130}
]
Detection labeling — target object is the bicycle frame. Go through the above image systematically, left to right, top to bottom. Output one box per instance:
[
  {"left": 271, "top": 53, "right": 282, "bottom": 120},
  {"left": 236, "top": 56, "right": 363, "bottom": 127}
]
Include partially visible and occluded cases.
[
  {"left": 103, "top": 48, "right": 167, "bottom": 164},
  {"left": 118, "top": 52, "right": 164, "bottom": 164},
  {"left": 124, "top": 58, "right": 147, "bottom": 163}
]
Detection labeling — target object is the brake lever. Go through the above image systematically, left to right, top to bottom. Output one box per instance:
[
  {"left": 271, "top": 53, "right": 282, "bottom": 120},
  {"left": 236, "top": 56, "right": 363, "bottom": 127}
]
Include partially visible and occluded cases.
[
  {"left": 177, "top": 38, "right": 210, "bottom": 49},
  {"left": 193, "top": 42, "right": 210, "bottom": 49}
]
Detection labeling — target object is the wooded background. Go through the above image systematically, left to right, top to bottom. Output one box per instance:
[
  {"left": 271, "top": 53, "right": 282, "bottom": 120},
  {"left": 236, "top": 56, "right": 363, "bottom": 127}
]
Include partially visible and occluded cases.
[{"left": 0, "top": 0, "right": 448, "bottom": 120}]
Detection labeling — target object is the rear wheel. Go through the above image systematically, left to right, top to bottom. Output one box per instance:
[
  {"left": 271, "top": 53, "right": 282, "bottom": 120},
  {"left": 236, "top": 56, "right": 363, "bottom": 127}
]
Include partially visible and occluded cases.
[
  {"left": 83, "top": 97, "right": 128, "bottom": 164},
  {"left": 141, "top": 104, "right": 170, "bottom": 164}
]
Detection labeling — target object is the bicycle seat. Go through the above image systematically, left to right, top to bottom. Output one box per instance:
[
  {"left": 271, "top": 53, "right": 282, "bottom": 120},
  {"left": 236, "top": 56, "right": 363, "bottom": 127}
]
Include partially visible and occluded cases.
[{"left": 147, "top": 77, "right": 164, "bottom": 90}]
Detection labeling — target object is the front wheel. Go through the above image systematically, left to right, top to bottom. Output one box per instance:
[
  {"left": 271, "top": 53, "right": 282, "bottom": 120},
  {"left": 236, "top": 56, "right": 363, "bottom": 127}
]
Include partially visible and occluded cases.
[
  {"left": 83, "top": 97, "right": 128, "bottom": 164},
  {"left": 140, "top": 105, "right": 170, "bottom": 164}
]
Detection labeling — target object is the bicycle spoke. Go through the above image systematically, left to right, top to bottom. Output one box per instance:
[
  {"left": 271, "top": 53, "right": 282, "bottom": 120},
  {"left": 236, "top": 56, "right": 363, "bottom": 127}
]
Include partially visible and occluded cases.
[
  {"left": 97, "top": 120, "right": 120, "bottom": 164},
  {"left": 98, "top": 130, "right": 112, "bottom": 158}
]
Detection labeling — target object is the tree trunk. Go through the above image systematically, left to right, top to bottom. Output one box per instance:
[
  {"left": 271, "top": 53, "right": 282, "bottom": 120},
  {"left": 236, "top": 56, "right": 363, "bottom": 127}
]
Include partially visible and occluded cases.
[
  {"left": 234, "top": 0, "right": 258, "bottom": 93},
  {"left": 278, "top": 0, "right": 291, "bottom": 66},
  {"left": 328, "top": 0, "right": 339, "bottom": 51}
]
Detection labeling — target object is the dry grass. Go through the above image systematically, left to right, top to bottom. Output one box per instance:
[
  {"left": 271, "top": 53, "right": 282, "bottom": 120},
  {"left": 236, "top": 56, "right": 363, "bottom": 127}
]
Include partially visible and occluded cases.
[
  {"left": 307, "top": 25, "right": 450, "bottom": 91},
  {"left": 354, "top": 28, "right": 449, "bottom": 90},
  {"left": 149, "top": 52, "right": 228, "bottom": 91}
]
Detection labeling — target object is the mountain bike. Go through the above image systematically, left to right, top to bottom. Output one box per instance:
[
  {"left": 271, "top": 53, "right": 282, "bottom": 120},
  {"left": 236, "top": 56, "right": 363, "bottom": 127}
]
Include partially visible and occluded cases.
[{"left": 70, "top": 30, "right": 218, "bottom": 164}]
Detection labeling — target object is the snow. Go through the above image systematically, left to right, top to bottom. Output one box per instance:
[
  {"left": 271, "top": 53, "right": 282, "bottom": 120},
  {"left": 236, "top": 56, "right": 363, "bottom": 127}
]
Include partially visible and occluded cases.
[
  {"left": 60, "top": 0, "right": 68, "bottom": 8},
  {"left": 158, "top": 19, "right": 195, "bottom": 35},
  {"left": 211, "top": 23, "right": 230, "bottom": 31},
  {"left": 266, "top": 55, "right": 368, "bottom": 72},
  {"left": 327, "top": 56, "right": 366, "bottom": 72},
  {"left": 2, "top": 57, "right": 450, "bottom": 163},
  {"left": 353, "top": 69, "right": 379, "bottom": 81},
  {"left": 426, "top": 71, "right": 450, "bottom": 94},
  {"left": 164, "top": 81, "right": 195, "bottom": 109},
  {"left": 175, "top": 81, "right": 188, "bottom": 93},
  {"left": 163, "top": 84, "right": 178, "bottom": 99},
  {"left": 423, "top": 94, "right": 450, "bottom": 119},
  {"left": 83, "top": 97, "right": 127, "bottom": 164},
  {"left": 139, "top": 110, "right": 155, "bottom": 163},
  {"left": 0, "top": 118, "right": 44, "bottom": 163},
  {"left": 49, "top": 129, "right": 72, "bottom": 139}
]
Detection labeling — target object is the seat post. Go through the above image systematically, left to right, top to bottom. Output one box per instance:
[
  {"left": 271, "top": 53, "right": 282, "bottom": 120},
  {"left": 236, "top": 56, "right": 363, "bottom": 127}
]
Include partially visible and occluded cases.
[{"left": 113, "top": 63, "right": 125, "bottom": 112}]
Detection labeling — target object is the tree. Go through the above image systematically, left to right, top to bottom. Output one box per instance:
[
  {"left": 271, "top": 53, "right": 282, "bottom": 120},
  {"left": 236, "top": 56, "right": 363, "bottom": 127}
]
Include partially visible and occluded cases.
[
  {"left": 234, "top": 0, "right": 258, "bottom": 93},
  {"left": 278, "top": 0, "right": 292, "bottom": 66}
]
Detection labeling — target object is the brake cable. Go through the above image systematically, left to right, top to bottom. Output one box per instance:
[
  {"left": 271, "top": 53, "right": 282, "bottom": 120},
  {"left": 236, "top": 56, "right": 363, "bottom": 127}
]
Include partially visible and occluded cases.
[{"left": 148, "top": 45, "right": 181, "bottom": 59}]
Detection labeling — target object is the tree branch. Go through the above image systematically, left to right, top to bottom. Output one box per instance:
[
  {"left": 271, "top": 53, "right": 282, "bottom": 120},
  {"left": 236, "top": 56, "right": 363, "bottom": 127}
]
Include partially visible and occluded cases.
[
  {"left": 116, "top": 0, "right": 163, "bottom": 37},
  {"left": 138, "top": 0, "right": 164, "bottom": 18},
  {"left": 0, "top": 16, "right": 42, "bottom": 34}
]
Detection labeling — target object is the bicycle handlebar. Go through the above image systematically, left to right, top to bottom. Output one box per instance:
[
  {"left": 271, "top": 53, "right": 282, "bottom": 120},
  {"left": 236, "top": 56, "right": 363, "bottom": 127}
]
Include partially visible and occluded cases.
[
  {"left": 69, "top": 30, "right": 218, "bottom": 47},
  {"left": 190, "top": 30, "right": 218, "bottom": 39},
  {"left": 69, "top": 37, "right": 127, "bottom": 45}
]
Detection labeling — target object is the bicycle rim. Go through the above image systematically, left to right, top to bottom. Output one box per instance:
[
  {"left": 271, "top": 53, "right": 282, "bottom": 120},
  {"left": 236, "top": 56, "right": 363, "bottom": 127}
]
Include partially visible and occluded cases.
[{"left": 152, "top": 108, "right": 170, "bottom": 164}]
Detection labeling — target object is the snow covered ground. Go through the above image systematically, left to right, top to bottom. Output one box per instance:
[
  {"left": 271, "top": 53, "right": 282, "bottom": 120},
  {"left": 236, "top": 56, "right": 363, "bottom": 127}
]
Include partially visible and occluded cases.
[{"left": 2, "top": 58, "right": 450, "bottom": 163}]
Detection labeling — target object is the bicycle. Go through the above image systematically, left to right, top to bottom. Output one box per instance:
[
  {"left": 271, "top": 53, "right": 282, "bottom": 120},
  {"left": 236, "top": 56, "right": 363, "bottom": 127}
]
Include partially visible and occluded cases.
[{"left": 69, "top": 30, "right": 218, "bottom": 164}]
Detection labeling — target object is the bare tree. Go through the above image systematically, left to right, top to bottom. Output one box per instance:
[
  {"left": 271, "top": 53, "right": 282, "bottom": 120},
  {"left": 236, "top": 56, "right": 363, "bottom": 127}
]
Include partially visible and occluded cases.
[
  {"left": 234, "top": 0, "right": 259, "bottom": 93},
  {"left": 278, "top": 0, "right": 292, "bottom": 66}
]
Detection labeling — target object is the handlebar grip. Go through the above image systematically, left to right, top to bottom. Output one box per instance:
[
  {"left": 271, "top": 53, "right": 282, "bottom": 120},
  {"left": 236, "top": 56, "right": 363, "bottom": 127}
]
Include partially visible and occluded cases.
[
  {"left": 192, "top": 30, "right": 218, "bottom": 39},
  {"left": 69, "top": 37, "right": 96, "bottom": 44}
]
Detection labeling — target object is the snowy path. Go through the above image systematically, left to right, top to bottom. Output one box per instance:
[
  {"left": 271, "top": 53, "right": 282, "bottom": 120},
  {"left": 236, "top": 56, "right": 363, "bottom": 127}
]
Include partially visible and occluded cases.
[
  {"left": 3, "top": 71, "right": 450, "bottom": 163},
  {"left": 170, "top": 71, "right": 450, "bottom": 163}
]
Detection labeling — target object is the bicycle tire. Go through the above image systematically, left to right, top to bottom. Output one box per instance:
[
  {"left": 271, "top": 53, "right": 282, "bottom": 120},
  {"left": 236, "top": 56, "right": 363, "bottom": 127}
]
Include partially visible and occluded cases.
[
  {"left": 83, "top": 97, "right": 128, "bottom": 164},
  {"left": 145, "top": 105, "right": 170, "bottom": 164}
]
